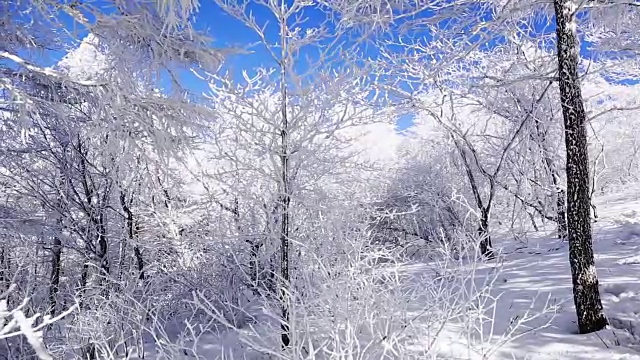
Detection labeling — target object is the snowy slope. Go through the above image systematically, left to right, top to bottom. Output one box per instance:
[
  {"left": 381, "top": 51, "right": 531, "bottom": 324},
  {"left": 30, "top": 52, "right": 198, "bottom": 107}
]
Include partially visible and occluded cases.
[
  {"left": 127, "top": 189, "right": 640, "bottom": 360},
  {"left": 488, "top": 189, "right": 640, "bottom": 360}
]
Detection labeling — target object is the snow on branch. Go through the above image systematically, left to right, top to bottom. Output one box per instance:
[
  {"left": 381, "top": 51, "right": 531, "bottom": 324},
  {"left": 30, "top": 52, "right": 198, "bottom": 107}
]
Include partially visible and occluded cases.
[
  {"left": 0, "top": 51, "right": 106, "bottom": 87},
  {"left": 0, "top": 284, "right": 77, "bottom": 360}
]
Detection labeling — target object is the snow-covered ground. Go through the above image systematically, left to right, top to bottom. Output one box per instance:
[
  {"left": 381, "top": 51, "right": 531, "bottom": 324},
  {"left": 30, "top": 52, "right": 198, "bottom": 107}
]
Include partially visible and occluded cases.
[
  {"left": 134, "top": 189, "right": 640, "bottom": 359},
  {"left": 488, "top": 189, "right": 640, "bottom": 359}
]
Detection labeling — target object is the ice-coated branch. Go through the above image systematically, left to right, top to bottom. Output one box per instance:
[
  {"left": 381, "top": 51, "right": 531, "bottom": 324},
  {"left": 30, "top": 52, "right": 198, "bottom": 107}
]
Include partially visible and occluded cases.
[
  {"left": 0, "top": 51, "right": 106, "bottom": 87},
  {"left": 0, "top": 285, "right": 77, "bottom": 359}
]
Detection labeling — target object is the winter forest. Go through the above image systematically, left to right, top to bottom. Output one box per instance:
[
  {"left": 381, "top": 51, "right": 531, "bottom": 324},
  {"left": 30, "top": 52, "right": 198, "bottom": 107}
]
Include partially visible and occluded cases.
[{"left": 4, "top": 0, "right": 640, "bottom": 359}]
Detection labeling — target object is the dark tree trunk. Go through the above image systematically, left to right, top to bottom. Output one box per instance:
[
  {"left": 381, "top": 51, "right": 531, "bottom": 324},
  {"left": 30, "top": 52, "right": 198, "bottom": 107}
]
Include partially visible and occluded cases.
[
  {"left": 554, "top": 0, "right": 607, "bottom": 334},
  {"left": 278, "top": 18, "right": 292, "bottom": 347},
  {"left": 277, "top": 56, "right": 292, "bottom": 348},
  {"left": 279, "top": 124, "right": 291, "bottom": 348},
  {"left": 77, "top": 137, "right": 110, "bottom": 289},
  {"left": 453, "top": 140, "right": 496, "bottom": 259},
  {"left": 544, "top": 157, "right": 568, "bottom": 239},
  {"left": 557, "top": 189, "right": 568, "bottom": 240},
  {"left": 120, "top": 191, "right": 145, "bottom": 281},
  {"left": 279, "top": 192, "right": 290, "bottom": 348},
  {"left": 590, "top": 202, "right": 598, "bottom": 222},
  {"left": 478, "top": 208, "right": 494, "bottom": 259},
  {"left": 96, "top": 210, "right": 109, "bottom": 280},
  {"left": 527, "top": 210, "right": 539, "bottom": 231},
  {"left": 48, "top": 228, "right": 62, "bottom": 316},
  {"left": 248, "top": 241, "right": 261, "bottom": 285},
  {"left": 133, "top": 244, "right": 145, "bottom": 280},
  {"left": 0, "top": 247, "right": 7, "bottom": 291},
  {"left": 79, "top": 262, "right": 90, "bottom": 310},
  {"left": 83, "top": 343, "right": 97, "bottom": 360}
]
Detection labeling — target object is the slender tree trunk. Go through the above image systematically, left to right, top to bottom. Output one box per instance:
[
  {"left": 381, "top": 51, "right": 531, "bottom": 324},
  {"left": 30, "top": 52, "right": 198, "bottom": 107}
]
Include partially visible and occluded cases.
[
  {"left": 554, "top": 0, "right": 607, "bottom": 334},
  {"left": 278, "top": 1, "right": 291, "bottom": 348},
  {"left": 279, "top": 93, "right": 291, "bottom": 349},
  {"left": 77, "top": 138, "right": 110, "bottom": 291},
  {"left": 453, "top": 139, "right": 496, "bottom": 258},
  {"left": 589, "top": 140, "right": 605, "bottom": 222},
  {"left": 546, "top": 163, "right": 568, "bottom": 240},
  {"left": 47, "top": 173, "right": 67, "bottom": 315},
  {"left": 95, "top": 183, "right": 112, "bottom": 297},
  {"left": 557, "top": 188, "right": 568, "bottom": 240},
  {"left": 120, "top": 191, "right": 145, "bottom": 280},
  {"left": 235, "top": 197, "right": 259, "bottom": 289},
  {"left": 478, "top": 208, "right": 494, "bottom": 259},
  {"left": 96, "top": 210, "right": 109, "bottom": 280},
  {"left": 527, "top": 210, "right": 539, "bottom": 232},
  {"left": 48, "top": 221, "right": 62, "bottom": 316},
  {"left": 117, "top": 236, "right": 127, "bottom": 282},
  {"left": 133, "top": 244, "right": 145, "bottom": 281},
  {"left": 0, "top": 247, "right": 7, "bottom": 291},
  {"left": 79, "top": 262, "right": 90, "bottom": 310},
  {"left": 83, "top": 343, "right": 97, "bottom": 360}
]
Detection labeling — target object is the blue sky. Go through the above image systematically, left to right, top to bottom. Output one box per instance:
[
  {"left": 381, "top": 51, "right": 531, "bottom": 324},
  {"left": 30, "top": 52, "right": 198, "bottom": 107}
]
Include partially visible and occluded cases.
[
  {"left": 4, "top": 1, "right": 526, "bottom": 124},
  {"left": 8, "top": 1, "right": 632, "bottom": 131},
  {"left": 183, "top": 1, "right": 429, "bottom": 128},
  {"left": 167, "top": 2, "right": 559, "bottom": 130},
  {"left": 194, "top": 2, "right": 280, "bottom": 68}
]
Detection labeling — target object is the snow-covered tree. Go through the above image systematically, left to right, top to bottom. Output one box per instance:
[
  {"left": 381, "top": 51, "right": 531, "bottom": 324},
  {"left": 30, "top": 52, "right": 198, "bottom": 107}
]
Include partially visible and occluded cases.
[
  {"left": 4, "top": 0, "right": 640, "bottom": 357},
  {"left": 199, "top": 0, "right": 380, "bottom": 346},
  {"left": 553, "top": 0, "right": 607, "bottom": 334}
]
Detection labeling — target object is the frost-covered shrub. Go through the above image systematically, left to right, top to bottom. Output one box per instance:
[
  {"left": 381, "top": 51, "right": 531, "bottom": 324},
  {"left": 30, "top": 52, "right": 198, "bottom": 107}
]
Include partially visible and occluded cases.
[
  {"left": 372, "top": 149, "right": 475, "bottom": 255},
  {"left": 184, "top": 214, "right": 553, "bottom": 360},
  {"left": 0, "top": 285, "right": 76, "bottom": 360}
]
